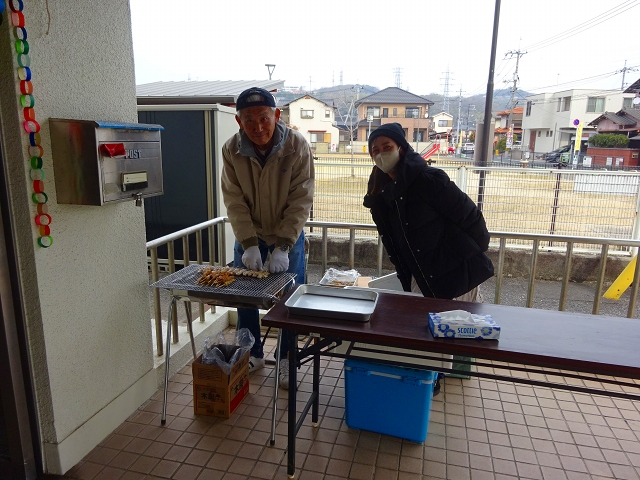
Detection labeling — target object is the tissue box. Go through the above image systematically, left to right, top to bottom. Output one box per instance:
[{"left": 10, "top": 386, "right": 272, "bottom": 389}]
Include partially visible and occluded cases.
[{"left": 428, "top": 312, "right": 500, "bottom": 340}]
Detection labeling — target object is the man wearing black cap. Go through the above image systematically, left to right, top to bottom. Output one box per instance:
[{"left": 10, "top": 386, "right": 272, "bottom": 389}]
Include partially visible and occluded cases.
[
  {"left": 221, "top": 87, "right": 314, "bottom": 389},
  {"left": 364, "top": 123, "right": 493, "bottom": 394}
]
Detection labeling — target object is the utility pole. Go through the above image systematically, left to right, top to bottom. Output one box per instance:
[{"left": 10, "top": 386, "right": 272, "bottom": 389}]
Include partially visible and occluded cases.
[
  {"left": 504, "top": 49, "right": 526, "bottom": 145},
  {"left": 619, "top": 60, "right": 638, "bottom": 90},
  {"left": 348, "top": 85, "right": 363, "bottom": 160},
  {"left": 455, "top": 87, "right": 462, "bottom": 149},
  {"left": 466, "top": 104, "right": 475, "bottom": 142}
]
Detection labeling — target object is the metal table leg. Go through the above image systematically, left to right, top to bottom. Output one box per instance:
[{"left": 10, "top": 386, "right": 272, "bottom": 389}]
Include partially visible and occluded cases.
[
  {"left": 161, "top": 296, "right": 177, "bottom": 425},
  {"left": 270, "top": 329, "right": 282, "bottom": 445},
  {"left": 287, "top": 330, "right": 297, "bottom": 478}
]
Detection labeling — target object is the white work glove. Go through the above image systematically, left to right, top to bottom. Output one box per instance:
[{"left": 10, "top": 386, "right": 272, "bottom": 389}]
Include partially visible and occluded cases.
[
  {"left": 241, "top": 246, "right": 263, "bottom": 271},
  {"left": 269, "top": 248, "right": 290, "bottom": 273}
]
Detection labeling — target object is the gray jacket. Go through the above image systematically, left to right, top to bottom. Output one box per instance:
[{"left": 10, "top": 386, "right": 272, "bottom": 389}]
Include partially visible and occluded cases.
[{"left": 221, "top": 120, "right": 315, "bottom": 249}]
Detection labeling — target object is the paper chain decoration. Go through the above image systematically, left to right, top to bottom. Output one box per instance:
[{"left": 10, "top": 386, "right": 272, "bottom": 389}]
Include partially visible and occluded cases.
[{"left": 6, "top": 0, "right": 52, "bottom": 247}]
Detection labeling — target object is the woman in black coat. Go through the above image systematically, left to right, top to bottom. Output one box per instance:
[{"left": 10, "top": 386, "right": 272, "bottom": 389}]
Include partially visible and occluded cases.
[{"left": 363, "top": 123, "right": 494, "bottom": 301}]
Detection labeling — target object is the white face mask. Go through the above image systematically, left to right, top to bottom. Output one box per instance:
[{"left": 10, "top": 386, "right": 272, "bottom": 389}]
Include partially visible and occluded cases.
[{"left": 373, "top": 149, "right": 400, "bottom": 173}]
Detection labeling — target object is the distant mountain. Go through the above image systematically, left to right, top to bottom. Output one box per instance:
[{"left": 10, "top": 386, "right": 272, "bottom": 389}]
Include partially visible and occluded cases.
[
  {"left": 277, "top": 84, "right": 531, "bottom": 130},
  {"left": 427, "top": 88, "right": 533, "bottom": 129}
]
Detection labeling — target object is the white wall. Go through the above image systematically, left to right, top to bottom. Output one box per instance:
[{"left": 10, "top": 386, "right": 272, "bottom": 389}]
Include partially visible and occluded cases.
[
  {"left": 0, "top": 0, "right": 156, "bottom": 473},
  {"left": 522, "top": 89, "right": 635, "bottom": 152},
  {"left": 286, "top": 97, "right": 339, "bottom": 145},
  {"left": 431, "top": 112, "right": 453, "bottom": 134}
]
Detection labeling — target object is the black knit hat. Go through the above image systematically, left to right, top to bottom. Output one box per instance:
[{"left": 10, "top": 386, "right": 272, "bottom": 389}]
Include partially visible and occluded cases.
[
  {"left": 236, "top": 87, "right": 276, "bottom": 111},
  {"left": 368, "top": 122, "right": 410, "bottom": 152}
]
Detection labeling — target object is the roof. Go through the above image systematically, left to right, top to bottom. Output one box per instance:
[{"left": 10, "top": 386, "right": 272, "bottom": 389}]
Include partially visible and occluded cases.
[
  {"left": 624, "top": 77, "right": 640, "bottom": 93},
  {"left": 136, "top": 80, "right": 285, "bottom": 105},
  {"left": 356, "top": 87, "right": 434, "bottom": 106},
  {"left": 281, "top": 94, "right": 335, "bottom": 109},
  {"left": 496, "top": 107, "right": 524, "bottom": 116},
  {"left": 588, "top": 110, "right": 638, "bottom": 127},
  {"left": 432, "top": 111, "right": 453, "bottom": 118},
  {"left": 495, "top": 127, "right": 523, "bottom": 134}
]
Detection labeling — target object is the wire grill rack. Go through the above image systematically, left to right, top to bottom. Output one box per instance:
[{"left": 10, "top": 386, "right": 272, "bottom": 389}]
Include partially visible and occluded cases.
[{"left": 151, "top": 264, "right": 297, "bottom": 309}]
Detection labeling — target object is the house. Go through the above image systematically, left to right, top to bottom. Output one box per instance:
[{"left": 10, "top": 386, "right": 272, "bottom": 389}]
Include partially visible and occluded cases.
[
  {"left": 355, "top": 87, "right": 434, "bottom": 148},
  {"left": 521, "top": 88, "right": 635, "bottom": 153},
  {"left": 279, "top": 95, "right": 340, "bottom": 152},
  {"left": 494, "top": 106, "right": 523, "bottom": 145},
  {"left": 586, "top": 109, "right": 640, "bottom": 167},
  {"left": 588, "top": 109, "right": 640, "bottom": 136},
  {"left": 431, "top": 111, "right": 453, "bottom": 135}
]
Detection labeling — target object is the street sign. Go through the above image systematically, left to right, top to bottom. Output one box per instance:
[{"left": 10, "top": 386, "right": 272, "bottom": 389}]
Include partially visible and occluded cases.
[
  {"left": 574, "top": 119, "right": 583, "bottom": 152},
  {"left": 506, "top": 124, "right": 514, "bottom": 149}
]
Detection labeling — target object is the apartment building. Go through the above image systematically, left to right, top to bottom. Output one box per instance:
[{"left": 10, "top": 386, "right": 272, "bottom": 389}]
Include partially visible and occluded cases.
[{"left": 355, "top": 87, "right": 434, "bottom": 147}]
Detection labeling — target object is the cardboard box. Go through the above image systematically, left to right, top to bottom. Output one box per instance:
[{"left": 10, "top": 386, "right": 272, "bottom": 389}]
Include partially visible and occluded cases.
[
  {"left": 428, "top": 312, "right": 500, "bottom": 340},
  {"left": 192, "top": 350, "right": 250, "bottom": 418},
  {"left": 344, "top": 358, "right": 436, "bottom": 443}
]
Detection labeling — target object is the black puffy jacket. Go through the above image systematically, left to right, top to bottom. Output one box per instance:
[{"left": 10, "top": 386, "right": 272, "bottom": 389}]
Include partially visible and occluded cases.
[{"left": 363, "top": 149, "right": 494, "bottom": 299}]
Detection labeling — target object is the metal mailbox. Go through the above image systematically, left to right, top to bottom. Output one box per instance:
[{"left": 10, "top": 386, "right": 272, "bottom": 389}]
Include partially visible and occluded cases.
[{"left": 49, "top": 118, "right": 164, "bottom": 206}]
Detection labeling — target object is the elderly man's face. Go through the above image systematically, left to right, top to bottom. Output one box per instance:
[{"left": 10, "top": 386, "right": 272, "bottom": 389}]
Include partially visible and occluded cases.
[{"left": 236, "top": 106, "right": 281, "bottom": 148}]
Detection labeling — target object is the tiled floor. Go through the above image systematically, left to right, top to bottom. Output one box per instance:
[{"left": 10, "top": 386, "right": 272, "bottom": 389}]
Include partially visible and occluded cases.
[{"left": 63, "top": 332, "right": 640, "bottom": 480}]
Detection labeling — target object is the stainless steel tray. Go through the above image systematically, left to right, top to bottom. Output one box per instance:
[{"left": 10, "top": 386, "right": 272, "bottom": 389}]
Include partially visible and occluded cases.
[{"left": 285, "top": 284, "right": 378, "bottom": 322}]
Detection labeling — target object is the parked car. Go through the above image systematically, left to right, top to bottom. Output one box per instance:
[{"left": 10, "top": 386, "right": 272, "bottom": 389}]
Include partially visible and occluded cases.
[
  {"left": 461, "top": 143, "right": 475, "bottom": 155},
  {"left": 545, "top": 144, "right": 572, "bottom": 163}
]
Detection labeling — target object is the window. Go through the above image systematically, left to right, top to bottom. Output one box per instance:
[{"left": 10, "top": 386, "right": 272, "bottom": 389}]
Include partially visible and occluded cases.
[
  {"left": 562, "top": 96, "right": 571, "bottom": 111},
  {"left": 586, "top": 97, "right": 605, "bottom": 113},
  {"left": 623, "top": 97, "right": 633, "bottom": 109},
  {"left": 557, "top": 98, "right": 561, "bottom": 112},
  {"left": 526, "top": 101, "right": 532, "bottom": 116},
  {"left": 366, "top": 106, "right": 380, "bottom": 118},
  {"left": 405, "top": 107, "right": 419, "bottom": 118},
  {"left": 382, "top": 108, "right": 388, "bottom": 118},
  {"left": 393, "top": 108, "right": 397, "bottom": 117},
  {"left": 325, "top": 109, "right": 330, "bottom": 118},
  {"left": 301, "top": 110, "right": 314, "bottom": 118},
  {"left": 438, "top": 119, "right": 448, "bottom": 127},
  {"left": 537, "top": 131, "right": 541, "bottom": 137},
  {"left": 309, "top": 132, "right": 325, "bottom": 143}
]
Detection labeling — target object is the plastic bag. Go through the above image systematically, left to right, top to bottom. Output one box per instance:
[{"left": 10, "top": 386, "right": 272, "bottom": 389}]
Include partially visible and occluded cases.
[
  {"left": 321, "top": 268, "right": 359, "bottom": 287},
  {"left": 201, "top": 328, "right": 254, "bottom": 375}
]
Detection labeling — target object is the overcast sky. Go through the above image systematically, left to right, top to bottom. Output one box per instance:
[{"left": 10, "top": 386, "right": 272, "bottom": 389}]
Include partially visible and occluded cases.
[{"left": 130, "top": 0, "right": 640, "bottom": 97}]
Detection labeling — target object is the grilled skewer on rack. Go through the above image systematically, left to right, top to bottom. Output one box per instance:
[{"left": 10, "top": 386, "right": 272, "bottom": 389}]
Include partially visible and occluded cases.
[{"left": 196, "top": 266, "right": 269, "bottom": 287}]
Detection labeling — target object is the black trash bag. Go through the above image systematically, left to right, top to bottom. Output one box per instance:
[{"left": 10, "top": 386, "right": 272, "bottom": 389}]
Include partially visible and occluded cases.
[{"left": 201, "top": 328, "right": 254, "bottom": 375}]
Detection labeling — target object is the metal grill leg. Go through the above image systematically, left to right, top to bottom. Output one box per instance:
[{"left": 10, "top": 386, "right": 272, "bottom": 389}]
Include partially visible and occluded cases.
[
  {"left": 161, "top": 296, "right": 177, "bottom": 425},
  {"left": 185, "top": 301, "right": 196, "bottom": 360},
  {"left": 270, "top": 328, "right": 282, "bottom": 446}
]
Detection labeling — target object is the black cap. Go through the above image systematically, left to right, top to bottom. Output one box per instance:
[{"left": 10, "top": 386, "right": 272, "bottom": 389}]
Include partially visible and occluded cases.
[
  {"left": 236, "top": 87, "right": 276, "bottom": 111},
  {"left": 368, "top": 122, "right": 410, "bottom": 152}
]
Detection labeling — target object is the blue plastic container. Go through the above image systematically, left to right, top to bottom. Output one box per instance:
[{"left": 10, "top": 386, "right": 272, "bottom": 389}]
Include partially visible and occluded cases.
[{"left": 343, "top": 358, "right": 436, "bottom": 443}]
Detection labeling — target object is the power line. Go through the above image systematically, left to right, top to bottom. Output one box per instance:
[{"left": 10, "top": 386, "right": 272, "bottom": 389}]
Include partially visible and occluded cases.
[
  {"left": 523, "top": 1, "right": 639, "bottom": 53},
  {"left": 525, "top": 68, "right": 632, "bottom": 92}
]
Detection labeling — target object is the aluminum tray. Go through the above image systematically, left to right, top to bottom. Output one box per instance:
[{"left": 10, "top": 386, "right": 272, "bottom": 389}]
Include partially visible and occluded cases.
[
  {"left": 151, "top": 264, "right": 296, "bottom": 310},
  {"left": 285, "top": 284, "right": 378, "bottom": 322}
]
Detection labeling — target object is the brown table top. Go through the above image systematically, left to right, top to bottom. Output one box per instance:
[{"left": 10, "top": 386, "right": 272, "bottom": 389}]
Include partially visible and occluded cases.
[{"left": 262, "top": 288, "right": 640, "bottom": 380}]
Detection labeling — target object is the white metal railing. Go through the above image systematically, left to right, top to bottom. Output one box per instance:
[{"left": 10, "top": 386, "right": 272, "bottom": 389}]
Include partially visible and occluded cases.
[{"left": 146, "top": 218, "right": 640, "bottom": 356}]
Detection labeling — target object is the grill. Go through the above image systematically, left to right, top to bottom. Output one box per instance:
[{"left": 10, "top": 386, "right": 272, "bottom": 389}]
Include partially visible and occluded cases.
[{"left": 151, "top": 264, "right": 297, "bottom": 309}]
